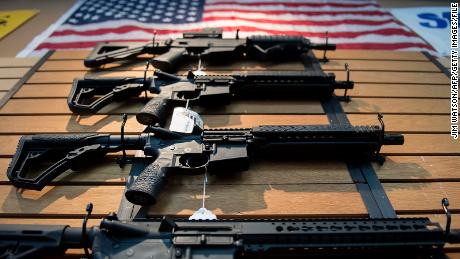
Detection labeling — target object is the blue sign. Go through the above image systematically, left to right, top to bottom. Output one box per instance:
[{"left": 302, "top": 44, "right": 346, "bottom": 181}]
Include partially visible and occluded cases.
[{"left": 392, "top": 7, "right": 451, "bottom": 55}]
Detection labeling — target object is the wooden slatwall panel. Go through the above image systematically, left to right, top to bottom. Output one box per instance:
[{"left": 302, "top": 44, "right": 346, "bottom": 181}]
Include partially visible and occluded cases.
[
  {"left": 0, "top": 50, "right": 458, "bottom": 254},
  {"left": 0, "top": 57, "right": 39, "bottom": 102}
]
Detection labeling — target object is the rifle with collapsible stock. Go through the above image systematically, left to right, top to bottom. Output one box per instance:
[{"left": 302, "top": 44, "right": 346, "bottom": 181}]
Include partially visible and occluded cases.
[
  {"left": 84, "top": 28, "right": 336, "bottom": 71},
  {"left": 68, "top": 69, "right": 353, "bottom": 126},
  {"left": 7, "top": 114, "right": 402, "bottom": 206}
]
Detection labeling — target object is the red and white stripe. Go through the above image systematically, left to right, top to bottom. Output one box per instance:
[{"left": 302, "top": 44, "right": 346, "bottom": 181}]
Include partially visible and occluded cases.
[{"left": 34, "top": 0, "right": 435, "bottom": 54}]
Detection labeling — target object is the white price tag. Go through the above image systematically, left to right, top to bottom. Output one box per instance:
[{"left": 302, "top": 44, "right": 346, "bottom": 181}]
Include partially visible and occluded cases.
[
  {"left": 193, "top": 70, "right": 207, "bottom": 76},
  {"left": 169, "top": 107, "right": 203, "bottom": 134},
  {"left": 189, "top": 207, "right": 217, "bottom": 220}
]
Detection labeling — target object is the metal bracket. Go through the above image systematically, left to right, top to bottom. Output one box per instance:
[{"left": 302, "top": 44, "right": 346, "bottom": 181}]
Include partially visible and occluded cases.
[
  {"left": 152, "top": 30, "right": 157, "bottom": 49},
  {"left": 322, "top": 31, "right": 329, "bottom": 62},
  {"left": 143, "top": 61, "right": 152, "bottom": 100},
  {"left": 343, "top": 63, "right": 351, "bottom": 102},
  {"left": 376, "top": 113, "right": 385, "bottom": 165},
  {"left": 378, "top": 113, "right": 385, "bottom": 133},
  {"left": 116, "top": 114, "right": 132, "bottom": 167},
  {"left": 442, "top": 198, "right": 451, "bottom": 240},
  {"left": 82, "top": 203, "right": 93, "bottom": 259},
  {"left": 159, "top": 216, "right": 177, "bottom": 232}
]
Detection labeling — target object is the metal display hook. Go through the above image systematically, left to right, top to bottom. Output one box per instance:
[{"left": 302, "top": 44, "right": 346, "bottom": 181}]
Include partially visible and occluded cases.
[
  {"left": 322, "top": 31, "right": 329, "bottom": 62},
  {"left": 143, "top": 61, "right": 154, "bottom": 101},
  {"left": 344, "top": 63, "right": 351, "bottom": 100},
  {"left": 116, "top": 114, "right": 131, "bottom": 167},
  {"left": 442, "top": 198, "right": 452, "bottom": 240},
  {"left": 82, "top": 203, "right": 93, "bottom": 259}
]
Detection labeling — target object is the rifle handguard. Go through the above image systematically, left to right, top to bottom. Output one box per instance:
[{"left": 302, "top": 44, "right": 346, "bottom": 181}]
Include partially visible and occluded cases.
[
  {"left": 248, "top": 35, "right": 336, "bottom": 50},
  {"left": 248, "top": 35, "right": 306, "bottom": 44},
  {"left": 136, "top": 97, "right": 170, "bottom": 126},
  {"left": 125, "top": 160, "right": 169, "bottom": 205}
]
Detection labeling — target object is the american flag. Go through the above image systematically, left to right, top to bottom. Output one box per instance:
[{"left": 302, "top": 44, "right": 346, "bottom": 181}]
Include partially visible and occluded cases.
[{"left": 31, "top": 0, "right": 435, "bottom": 54}]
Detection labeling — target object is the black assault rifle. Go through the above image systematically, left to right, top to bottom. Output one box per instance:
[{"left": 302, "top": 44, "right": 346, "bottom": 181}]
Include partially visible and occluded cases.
[
  {"left": 84, "top": 28, "right": 336, "bottom": 71},
  {"left": 68, "top": 69, "right": 354, "bottom": 126},
  {"left": 7, "top": 115, "right": 402, "bottom": 206},
  {"left": 1, "top": 201, "right": 460, "bottom": 259}
]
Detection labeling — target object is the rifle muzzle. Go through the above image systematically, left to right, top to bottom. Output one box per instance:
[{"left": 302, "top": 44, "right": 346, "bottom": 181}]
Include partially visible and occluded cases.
[{"left": 383, "top": 134, "right": 405, "bottom": 145}]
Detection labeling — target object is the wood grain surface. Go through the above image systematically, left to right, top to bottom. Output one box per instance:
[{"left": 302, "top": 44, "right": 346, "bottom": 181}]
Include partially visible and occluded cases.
[
  {"left": 0, "top": 68, "right": 30, "bottom": 79},
  {"left": 0, "top": 79, "right": 19, "bottom": 91},
  {"left": 0, "top": 97, "right": 450, "bottom": 115}
]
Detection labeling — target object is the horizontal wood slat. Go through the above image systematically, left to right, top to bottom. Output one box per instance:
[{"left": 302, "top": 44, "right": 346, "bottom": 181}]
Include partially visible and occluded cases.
[
  {"left": 313, "top": 50, "right": 429, "bottom": 61},
  {"left": 0, "top": 57, "right": 40, "bottom": 68},
  {"left": 323, "top": 60, "right": 439, "bottom": 72},
  {"left": 0, "top": 68, "right": 30, "bottom": 79},
  {"left": 0, "top": 79, "right": 19, "bottom": 91},
  {"left": 336, "top": 83, "right": 449, "bottom": 98},
  {"left": 0, "top": 98, "right": 450, "bottom": 115},
  {"left": 0, "top": 98, "right": 325, "bottom": 115},
  {"left": 342, "top": 98, "right": 449, "bottom": 114},
  {"left": 0, "top": 114, "right": 449, "bottom": 134},
  {"left": 0, "top": 114, "right": 146, "bottom": 134},
  {"left": 381, "top": 134, "right": 460, "bottom": 155},
  {"left": 2, "top": 156, "right": 460, "bottom": 184},
  {"left": 375, "top": 156, "right": 460, "bottom": 181},
  {"left": 1, "top": 182, "right": 457, "bottom": 217},
  {"left": 2, "top": 182, "right": 457, "bottom": 216},
  {"left": 388, "top": 182, "right": 460, "bottom": 213},
  {"left": 0, "top": 184, "right": 367, "bottom": 217},
  {"left": 149, "top": 184, "right": 366, "bottom": 216},
  {"left": 0, "top": 185, "right": 123, "bottom": 216}
]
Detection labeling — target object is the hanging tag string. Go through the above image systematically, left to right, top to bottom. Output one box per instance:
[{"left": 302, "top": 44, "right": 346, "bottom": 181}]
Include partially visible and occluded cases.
[
  {"left": 197, "top": 54, "right": 202, "bottom": 72},
  {"left": 188, "top": 165, "right": 217, "bottom": 220},
  {"left": 202, "top": 166, "right": 208, "bottom": 209}
]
